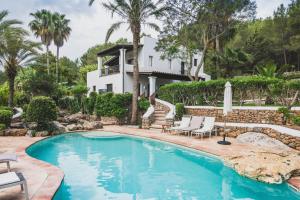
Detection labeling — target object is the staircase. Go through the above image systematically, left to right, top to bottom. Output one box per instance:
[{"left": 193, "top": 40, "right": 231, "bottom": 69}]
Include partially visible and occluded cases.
[{"left": 150, "top": 104, "right": 168, "bottom": 129}]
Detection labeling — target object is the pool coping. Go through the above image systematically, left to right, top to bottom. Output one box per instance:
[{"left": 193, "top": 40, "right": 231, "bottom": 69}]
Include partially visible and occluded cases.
[{"left": 23, "top": 128, "right": 300, "bottom": 200}]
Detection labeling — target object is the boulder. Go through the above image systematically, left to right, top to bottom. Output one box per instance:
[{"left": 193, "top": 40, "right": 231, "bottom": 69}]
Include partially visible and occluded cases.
[
  {"left": 64, "top": 113, "right": 88, "bottom": 123},
  {"left": 82, "top": 120, "right": 94, "bottom": 130},
  {"left": 51, "top": 121, "right": 67, "bottom": 135},
  {"left": 90, "top": 121, "right": 103, "bottom": 129},
  {"left": 10, "top": 122, "right": 24, "bottom": 129},
  {"left": 27, "top": 122, "right": 38, "bottom": 130},
  {"left": 66, "top": 124, "right": 77, "bottom": 131},
  {"left": 5, "top": 128, "right": 28, "bottom": 136},
  {"left": 26, "top": 130, "right": 35, "bottom": 137},
  {"left": 35, "top": 131, "right": 49, "bottom": 137},
  {"left": 237, "top": 132, "right": 291, "bottom": 151},
  {"left": 224, "top": 151, "right": 300, "bottom": 184}
]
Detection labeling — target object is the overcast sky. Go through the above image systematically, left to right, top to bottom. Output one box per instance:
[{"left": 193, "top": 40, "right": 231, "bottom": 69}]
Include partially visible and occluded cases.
[{"left": 1, "top": 0, "right": 292, "bottom": 61}]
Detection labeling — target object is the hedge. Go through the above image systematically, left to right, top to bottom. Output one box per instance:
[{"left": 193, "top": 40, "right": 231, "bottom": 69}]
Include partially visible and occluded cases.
[
  {"left": 157, "top": 76, "right": 299, "bottom": 106},
  {"left": 96, "top": 92, "right": 132, "bottom": 119},
  {"left": 26, "top": 96, "right": 57, "bottom": 128},
  {"left": 0, "top": 109, "right": 13, "bottom": 127}
]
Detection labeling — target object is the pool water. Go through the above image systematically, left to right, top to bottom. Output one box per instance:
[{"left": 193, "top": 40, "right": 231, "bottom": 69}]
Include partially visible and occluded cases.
[{"left": 26, "top": 132, "right": 300, "bottom": 200}]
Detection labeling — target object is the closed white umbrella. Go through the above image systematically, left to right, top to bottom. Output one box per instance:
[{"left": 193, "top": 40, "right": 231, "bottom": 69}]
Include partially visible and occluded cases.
[
  {"left": 218, "top": 81, "right": 232, "bottom": 145},
  {"left": 223, "top": 82, "right": 232, "bottom": 116}
]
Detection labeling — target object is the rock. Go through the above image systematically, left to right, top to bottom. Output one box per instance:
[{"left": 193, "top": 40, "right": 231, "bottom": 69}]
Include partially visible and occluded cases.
[
  {"left": 64, "top": 113, "right": 88, "bottom": 123},
  {"left": 51, "top": 121, "right": 67, "bottom": 135},
  {"left": 82, "top": 121, "right": 93, "bottom": 130},
  {"left": 90, "top": 121, "right": 103, "bottom": 129},
  {"left": 10, "top": 122, "right": 24, "bottom": 129},
  {"left": 27, "top": 122, "right": 38, "bottom": 130},
  {"left": 66, "top": 124, "right": 77, "bottom": 131},
  {"left": 76, "top": 124, "right": 83, "bottom": 130},
  {"left": 5, "top": 128, "right": 28, "bottom": 136},
  {"left": 26, "top": 130, "right": 35, "bottom": 137},
  {"left": 35, "top": 131, "right": 49, "bottom": 137},
  {"left": 237, "top": 132, "right": 291, "bottom": 151},
  {"left": 224, "top": 151, "right": 300, "bottom": 184}
]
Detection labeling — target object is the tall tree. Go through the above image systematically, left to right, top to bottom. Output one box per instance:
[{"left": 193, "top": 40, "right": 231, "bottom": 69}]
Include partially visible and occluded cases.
[
  {"left": 89, "top": 0, "right": 167, "bottom": 124},
  {"left": 160, "top": 0, "right": 256, "bottom": 80},
  {"left": 29, "top": 9, "right": 54, "bottom": 74},
  {"left": 53, "top": 12, "right": 71, "bottom": 82},
  {"left": 0, "top": 28, "right": 40, "bottom": 107}
]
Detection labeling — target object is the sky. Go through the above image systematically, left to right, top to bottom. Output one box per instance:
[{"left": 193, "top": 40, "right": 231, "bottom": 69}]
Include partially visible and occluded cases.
[{"left": 0, "top": 0, "right": 292, "bottom": 61}]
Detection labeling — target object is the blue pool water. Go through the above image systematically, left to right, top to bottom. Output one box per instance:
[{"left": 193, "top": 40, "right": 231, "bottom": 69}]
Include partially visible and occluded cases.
[{"left": 26, "top": 132, "right": 300, "bottom": 200}]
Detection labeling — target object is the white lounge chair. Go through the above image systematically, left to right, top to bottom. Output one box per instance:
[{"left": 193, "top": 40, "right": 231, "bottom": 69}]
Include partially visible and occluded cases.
[
  {"left": 166, "top": 116, "right": 191, "bottom": 134},
  {"left": 181, "top": 116, "right": 204, "bottom": 136},
  {"left": 191, "top": 117, "right": 215, "bottom": 139},
  {"left": 0, "top": 153, "right": 17, "bottom": 172},
  {"left": 0, "top": 172, "right": 29, "bottom": 200}
]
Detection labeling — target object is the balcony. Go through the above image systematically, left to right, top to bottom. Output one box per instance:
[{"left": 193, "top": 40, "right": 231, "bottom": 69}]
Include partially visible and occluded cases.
[{"left": 101, "top": 65, "right": 120, "bottom": 76}]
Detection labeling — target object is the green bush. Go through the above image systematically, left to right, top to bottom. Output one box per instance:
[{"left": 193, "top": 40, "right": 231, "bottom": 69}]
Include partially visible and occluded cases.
[
  {"left": 157, "top": 76, "right": 281, "bottom": 106},
  {"left": 0, "top": 83, "right": 8, "bottom": 106},
  {"left": 14, "top": 92, "right": 30, "bottom": 106},
  {"left": 86, "top": 92, "right": 97, "bottom": 115},
  {"left": 96, "top": 92, "right": 132, "bottom": 119},
  {"left": 26, "top": 96, "right": 57, "bottom": 129},
  {"left": 58, "top": 96, "right": 80, "bottom": 114},
  {"left": 138, "top": 97, "right": 150, "bottom": 112},
  {"left": 175, "top": 103, "right": 185, "bottom": 120},
  {"left": 278, "top": 107, "right": 291, "bottom": 125},
  {"left": 0, "top": 110, "right": 13, "bottom": 127},
  {"left": 292, "top": 116, "right": 300, "bottom": 126},
  {"left": 0, "top": 123, "right": 6, "bottom": 130}
]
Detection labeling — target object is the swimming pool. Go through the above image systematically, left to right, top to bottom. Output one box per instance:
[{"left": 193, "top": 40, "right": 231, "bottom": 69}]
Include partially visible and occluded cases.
[{"left": 26, "top": 132, "right": 300, "bottom": 200}]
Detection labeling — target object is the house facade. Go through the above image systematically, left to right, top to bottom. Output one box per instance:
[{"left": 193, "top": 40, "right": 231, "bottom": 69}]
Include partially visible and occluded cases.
[{"left": 87, "top": 36, "right": 210, "bottom": 97}]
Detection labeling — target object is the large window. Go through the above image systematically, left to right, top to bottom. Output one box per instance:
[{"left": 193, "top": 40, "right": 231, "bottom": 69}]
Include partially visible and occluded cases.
[
  {"left": 148, "top": 56, "right": 153, "bottom": 67},
  {"left": 106, "top": 84, "right": 113, "bottom": 92}
]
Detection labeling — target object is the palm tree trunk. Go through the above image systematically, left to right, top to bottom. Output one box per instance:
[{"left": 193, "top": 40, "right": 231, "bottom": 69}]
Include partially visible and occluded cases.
[
  {"left": 130, "top": 27, "right": 140, "bottom": 124},
  {"left": 46, "top": 45, "right": 50, "bottom": 74},
  {"left": 56, "top": 46, "right": 59, "bottom": 82},
  {"left": 8, "top": 75, "right": 15, "bottom": 107}
]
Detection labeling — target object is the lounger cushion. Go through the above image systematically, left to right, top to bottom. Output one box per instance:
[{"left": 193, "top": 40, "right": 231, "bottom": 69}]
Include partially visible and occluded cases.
[
  {"left": 0, "top": 154, "right": 17, "bottom": 162},
  {"left": 0, "top": 172, "right": 20, "bottom": 185}
]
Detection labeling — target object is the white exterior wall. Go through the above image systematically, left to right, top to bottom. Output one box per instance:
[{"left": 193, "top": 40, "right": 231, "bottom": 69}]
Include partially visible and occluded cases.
[{"left": 87, "top": 36, "right": 211, "bottom": 94}]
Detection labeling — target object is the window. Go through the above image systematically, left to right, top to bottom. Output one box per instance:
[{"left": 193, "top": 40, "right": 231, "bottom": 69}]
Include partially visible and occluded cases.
[
  {"left": 148, "top": 56, "right": 153, "bottom": 67},
  {"left": 168, "top": 59, "right": 172, "bottom": 69},
  {"left": 194, "top": 59, "right": 198, "bottom": 66},
  {"left": 181, "top": 62, "right": 185, "bottom": 75},
  {"left": 106, "top": 84, "right": 113, "bottom": 92},
  {"left": 93, "top": 86, "right": 96, "bottom": 92}
]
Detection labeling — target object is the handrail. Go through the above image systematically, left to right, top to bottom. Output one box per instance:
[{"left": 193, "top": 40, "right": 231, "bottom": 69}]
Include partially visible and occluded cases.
[
  {"left": 155, "top": 98, "right": 175, "bottom": 120},
  {"left": 142, "top": 104, "right": 155, "bottom": 119}
]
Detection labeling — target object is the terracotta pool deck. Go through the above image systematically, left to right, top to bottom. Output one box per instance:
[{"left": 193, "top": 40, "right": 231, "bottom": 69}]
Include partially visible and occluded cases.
[{"left": 0, "top": 125, "right": 299, "bottom": 199}]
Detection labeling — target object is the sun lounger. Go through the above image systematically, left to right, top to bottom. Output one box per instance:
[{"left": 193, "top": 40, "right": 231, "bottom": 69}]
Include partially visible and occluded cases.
[
  {"left": 166, "top": 116, "right": 191, "bottom": 134},
  {"left": 181, "top": 116, "right": 204, "bottom": 136},
  {"left": 191, "top": 117, "right": 215, "bottom": 139},
  {"left": 0, "top": 153, "right": 17, "bottom": 172},
  {"left": 0, "top": 172, "right": 29, "bottom": 200}
]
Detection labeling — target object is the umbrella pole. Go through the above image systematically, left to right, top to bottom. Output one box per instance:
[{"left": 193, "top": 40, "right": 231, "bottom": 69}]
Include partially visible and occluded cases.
[{"left": 218, "top": 115, "right": 231, "bottom": 145}]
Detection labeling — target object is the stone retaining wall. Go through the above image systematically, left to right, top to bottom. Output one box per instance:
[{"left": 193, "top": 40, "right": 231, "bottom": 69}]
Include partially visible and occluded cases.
[
  {"left": 186, "top": 106, "right": 300, "bottom": 125},
  {"left": 217, "top": 126, "right": 300, "bottom": 150}
]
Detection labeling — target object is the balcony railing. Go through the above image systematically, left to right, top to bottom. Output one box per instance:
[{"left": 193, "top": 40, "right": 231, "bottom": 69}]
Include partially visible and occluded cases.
[{"left": 101, "top": 65, "right": 120, "bottom": 76}]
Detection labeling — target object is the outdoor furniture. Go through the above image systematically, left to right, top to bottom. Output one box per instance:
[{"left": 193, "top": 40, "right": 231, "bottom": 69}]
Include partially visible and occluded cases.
[
  {"left": 166, "top": 116, "right": 191, "bottom": 134},
  {"left": 181, "top": 116, "right": 204, "bottom": 136},
  {"left": 191, "top": 117, "right": 216, "bottom": 139},
  {"left": 0, "top": 153, "right": 17, "bottom": 172},
  {"left": 0, "top": 172, "right": 29, "bottom": 200}
]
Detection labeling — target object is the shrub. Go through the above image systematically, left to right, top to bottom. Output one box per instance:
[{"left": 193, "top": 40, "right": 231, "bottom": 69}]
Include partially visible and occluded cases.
[
  {"left": 0, "top": 83, "right": 8, "bottom": 106},
  {"left": 71, "top": 84, "right": 88, "bottom": 100},
  {"left": 14, "top": 92, "right": 30, "bottom": 106},
  {"left": 86, "top": 92, "right": 97, "bottom": 115},
  {"left": 96, "top": 92, "right": 132, "bottom": 119},
  {"left": 26, "top": 96, "right": 57, "bottom": 129},
  {"left": 58, "top": 96, "right": 80, "bottom": 114},
  {"left": 138, "top": 97, "right": 150, "bottom": 112},
  {"left": 175, "top": 103, "right": 185, "bottom": 120},
  {"left": 0, "top": 106, "right": 13, "bottom": 112},
  {"left": 278, "top": 107, "right": 291, "bottom": 125},
  {"left": 0, "top": 110, "right": 13, "bottom": 127},
  {"left": 292, "top": 116, "right": 300, "bottom": 126},
  {"left": 0, "top": 123, "right": 6, "bottom": 131}
]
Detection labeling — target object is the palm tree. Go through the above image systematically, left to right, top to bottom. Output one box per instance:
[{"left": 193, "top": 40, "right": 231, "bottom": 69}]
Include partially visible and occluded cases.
[
  {"left": 89, "top": 0, "right": 167, "bottom": 124},
  {"left": 29, "top": 9, "right": 53, "bottom": 74},
  {"left": 0, "top": 10, "right": 22, "bottom": 62},
  {"left": 53, "top": 12, "right": 71, "bottom": 82},
  {"left": 0, "top": 28, "right": 40, "bottom": 107}
]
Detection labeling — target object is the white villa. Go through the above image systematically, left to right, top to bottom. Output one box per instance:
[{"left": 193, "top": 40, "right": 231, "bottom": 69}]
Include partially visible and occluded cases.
[{"left": 87, "top": 36, "right": 211, "bottom": 97}]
